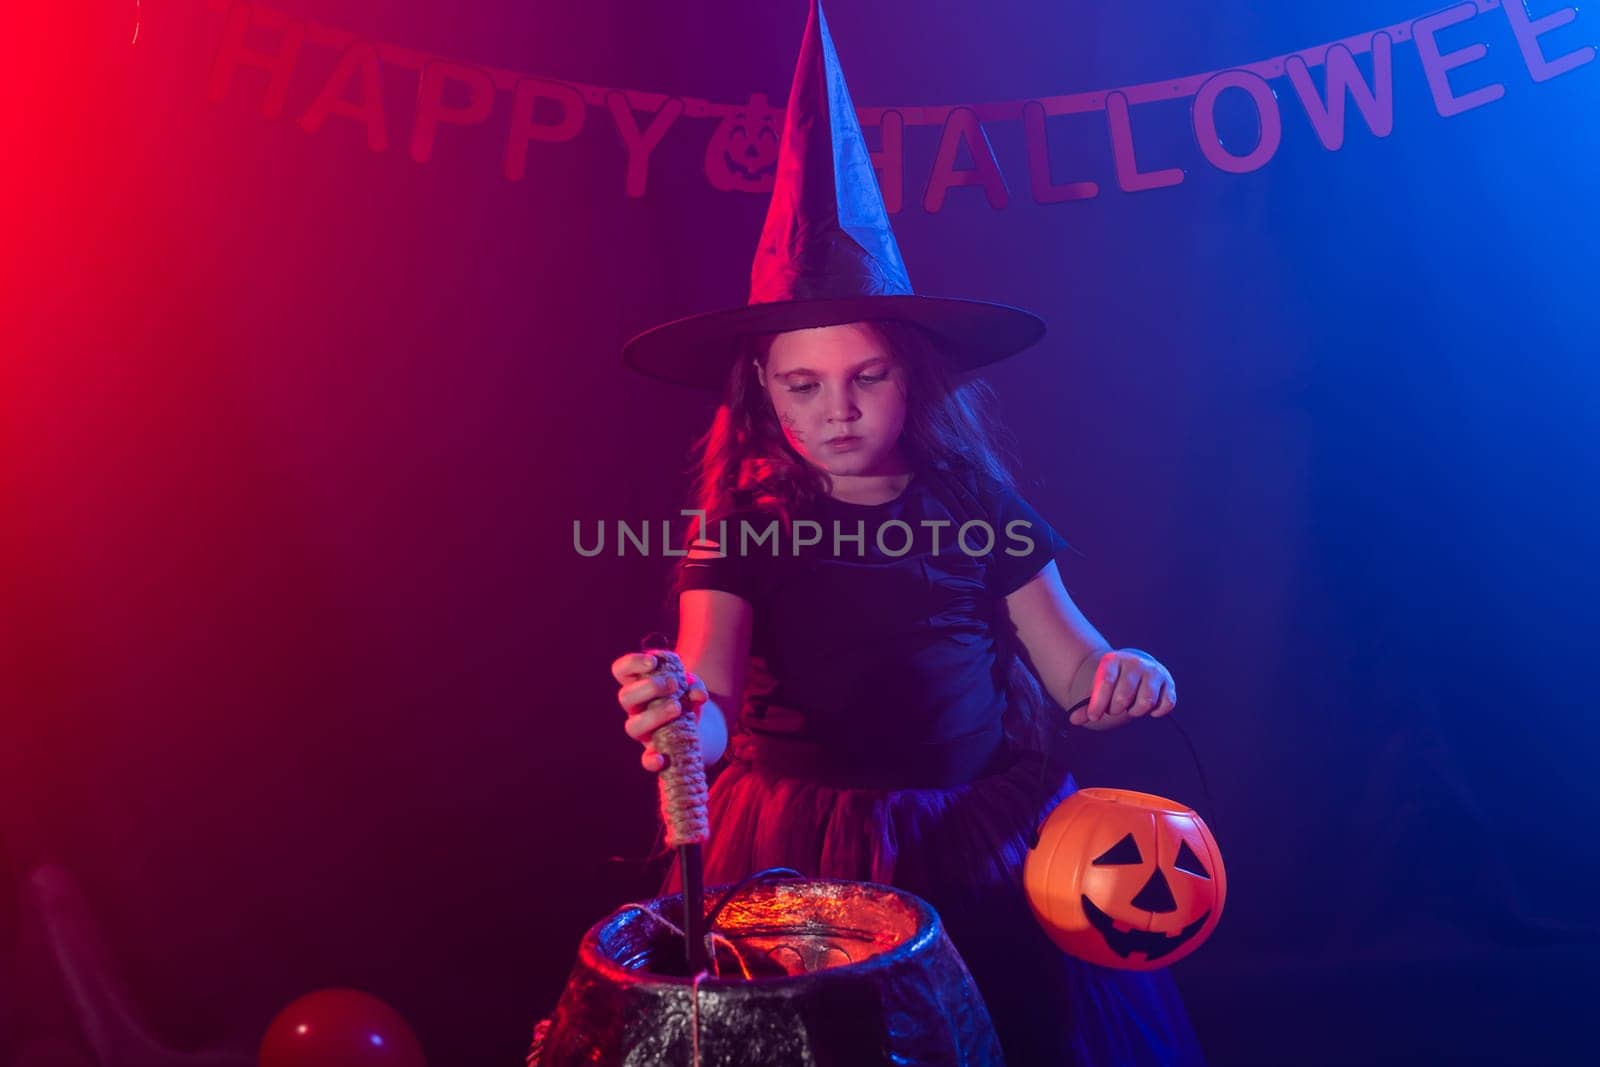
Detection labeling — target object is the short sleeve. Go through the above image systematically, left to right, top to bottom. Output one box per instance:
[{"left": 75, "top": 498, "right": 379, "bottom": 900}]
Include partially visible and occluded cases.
[
  {"left": 986, "top": 487, "right": 1071, "bottom": 597},
  {"left": 671, "top": 508, "right": 783, "bottom": 604}
]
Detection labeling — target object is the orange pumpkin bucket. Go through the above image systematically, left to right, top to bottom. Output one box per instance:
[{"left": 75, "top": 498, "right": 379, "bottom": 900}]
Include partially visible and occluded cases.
[{"left": 1024, "top": 787, "right": 1226, "bottom": 971}]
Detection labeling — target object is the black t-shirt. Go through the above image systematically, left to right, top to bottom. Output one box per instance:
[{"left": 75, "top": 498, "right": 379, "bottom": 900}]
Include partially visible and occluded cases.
[{"left": 673, "top": 471, "right": 1070, "bottom": 788}]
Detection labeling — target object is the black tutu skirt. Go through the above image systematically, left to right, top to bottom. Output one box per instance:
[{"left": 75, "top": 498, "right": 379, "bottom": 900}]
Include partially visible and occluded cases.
[{"left": 665, "top": 735, "right": 1208, "bottom": 1066}]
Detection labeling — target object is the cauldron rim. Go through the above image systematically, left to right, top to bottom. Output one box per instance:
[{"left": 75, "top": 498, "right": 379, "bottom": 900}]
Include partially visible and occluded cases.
[{"left": 579, "top": 878, "right": 943, "bottom": 988}]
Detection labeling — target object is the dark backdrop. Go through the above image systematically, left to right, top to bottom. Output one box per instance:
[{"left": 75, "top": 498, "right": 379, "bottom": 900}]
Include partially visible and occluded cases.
[{"left": 6, "top": 1, "right": 1597, "bottom": 1062}]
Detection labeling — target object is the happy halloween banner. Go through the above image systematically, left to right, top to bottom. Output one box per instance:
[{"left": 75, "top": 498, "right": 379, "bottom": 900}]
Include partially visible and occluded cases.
[{"left": 202, "top": 0, "right": 1593, "bottom": 211}]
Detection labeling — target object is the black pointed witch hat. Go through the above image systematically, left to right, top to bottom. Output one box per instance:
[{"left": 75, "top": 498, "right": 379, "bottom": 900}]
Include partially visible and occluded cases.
[{"left": 622, "top": 0, "right": 1045, "bottom": 389}]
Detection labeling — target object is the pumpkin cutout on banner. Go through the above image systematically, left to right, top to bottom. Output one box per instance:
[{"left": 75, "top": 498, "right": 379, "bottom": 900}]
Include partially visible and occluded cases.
[
  {"left": 704, "top": 93, "right": 782, "bottom": 192},
  {"left": 1024, "top": 788, "right": 1225, "bottom": 971}
]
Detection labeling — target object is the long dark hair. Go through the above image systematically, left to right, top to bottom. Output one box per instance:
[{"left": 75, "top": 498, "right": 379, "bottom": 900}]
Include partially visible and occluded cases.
[{"left": 676, "top": 319, "right": 1057, "bottom": 753}]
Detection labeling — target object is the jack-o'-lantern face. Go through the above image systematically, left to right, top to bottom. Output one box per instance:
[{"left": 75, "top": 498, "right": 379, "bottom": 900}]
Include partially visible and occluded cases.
[
  {"left": 705, "top": 93, "right": 781, "bottom": 192},
  {"left": 1024, "top": 788, "right": 1225, "bottom": 971}
]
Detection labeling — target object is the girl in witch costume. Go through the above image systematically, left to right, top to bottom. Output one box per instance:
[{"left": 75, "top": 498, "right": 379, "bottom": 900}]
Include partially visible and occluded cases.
[{"left": 610, "top": 3, "right": 1206, "bottom": 1063}]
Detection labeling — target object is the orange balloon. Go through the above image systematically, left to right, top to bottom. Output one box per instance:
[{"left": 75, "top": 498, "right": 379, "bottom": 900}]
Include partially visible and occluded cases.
[
  {"left": 1023, "top": 788, "right": 1225, "bottom": 971},
  {"left": 260, "top": 988, "right": 427, "bottom": 1067}
]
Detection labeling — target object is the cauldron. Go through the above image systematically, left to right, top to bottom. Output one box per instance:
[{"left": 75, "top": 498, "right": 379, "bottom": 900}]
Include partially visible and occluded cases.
[{"left": 531, "top": 879, "right": 1000, "bottom": 1066}]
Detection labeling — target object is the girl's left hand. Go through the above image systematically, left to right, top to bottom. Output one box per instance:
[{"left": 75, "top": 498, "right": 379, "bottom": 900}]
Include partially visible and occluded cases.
[{"left": 1069, "top": 649, "right": 1177, "bottom": 726}]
